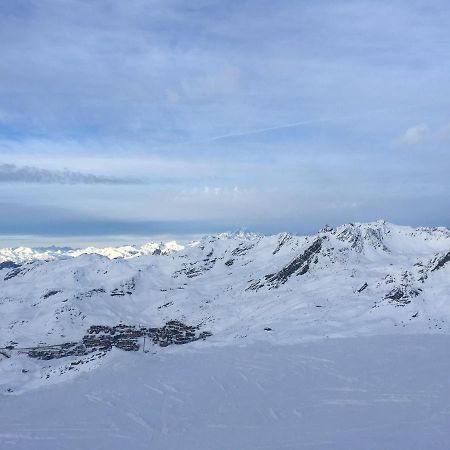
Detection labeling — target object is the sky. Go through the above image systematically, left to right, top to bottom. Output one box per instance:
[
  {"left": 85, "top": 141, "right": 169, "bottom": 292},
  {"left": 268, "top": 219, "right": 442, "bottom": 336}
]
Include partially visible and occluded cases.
[{"left": 1, "top": 0, "right": 449, "bottom": 247}]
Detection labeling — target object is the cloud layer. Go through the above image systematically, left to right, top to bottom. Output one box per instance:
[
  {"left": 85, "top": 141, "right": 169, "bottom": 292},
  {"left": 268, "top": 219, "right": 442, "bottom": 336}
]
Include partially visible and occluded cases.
[
  {"left": 0, "top": 0, "right": 449, "bottom": 240},
  {"left": 0, "top": 164, "right": 140, "bottom": 184}
]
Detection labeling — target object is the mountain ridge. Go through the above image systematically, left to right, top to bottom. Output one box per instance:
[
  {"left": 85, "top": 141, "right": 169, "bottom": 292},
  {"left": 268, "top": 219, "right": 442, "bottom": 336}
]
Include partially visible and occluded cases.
[
  {"left": 1, "top": 220, "right": 449, "bottom": 393},
  {"left": 1, "top": 220, "right": 448, "bottom": 264}
]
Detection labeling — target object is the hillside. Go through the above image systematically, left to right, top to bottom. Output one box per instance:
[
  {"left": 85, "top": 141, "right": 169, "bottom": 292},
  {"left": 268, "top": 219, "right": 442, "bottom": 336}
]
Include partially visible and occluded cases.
[
  {"left": 1, "top": 220, "right": 449, "bottom": 391},
  {"left": 1, "top": 221, "right": 450, "bottom": 449}
]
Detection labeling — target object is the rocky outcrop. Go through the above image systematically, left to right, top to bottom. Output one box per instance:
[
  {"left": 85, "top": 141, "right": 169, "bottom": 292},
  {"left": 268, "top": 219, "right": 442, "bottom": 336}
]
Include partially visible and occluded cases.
[
  {"left": 336, "top": 223, "right": 389, "bottom": 253},
  {"left": 272, "top": 233, "right": 293, "bottom": 255},
  {"left": 246, "top": 238, "right": 323, "bottom": 291},
  {"left": 264, "top": 238, "right": 322, "bottom": 288},
  {"left": 231, "top": 243, "right": 255, "bottom": 257},
  {"left": 431, "top": 251, "right": 450, "bottom": 272},
  {"left": 0, "top": 261, "right": 20, "bottom": 271},
  {"left": 4, "top": 267, "right": 25, "bottom": 281},
  {"left": 110, "top": 278, "right": 136, "bottom": 296},
  {"left": 357, "top": 282, "right": 368, "bottom": 293},
  {"left": 384, "top": 286, "right": 421, "bottom": 306},
  {"left": 42, "top": 290, "right": 62, "bottom": 299}
]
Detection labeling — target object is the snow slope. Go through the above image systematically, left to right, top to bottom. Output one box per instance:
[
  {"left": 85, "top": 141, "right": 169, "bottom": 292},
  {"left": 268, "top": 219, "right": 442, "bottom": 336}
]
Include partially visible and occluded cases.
[
  {"left": 1, "top": 220, "right": 450, "bottom": 449},
  {"left": 2, "top": 336, "right": 450, "bottom": 450}
]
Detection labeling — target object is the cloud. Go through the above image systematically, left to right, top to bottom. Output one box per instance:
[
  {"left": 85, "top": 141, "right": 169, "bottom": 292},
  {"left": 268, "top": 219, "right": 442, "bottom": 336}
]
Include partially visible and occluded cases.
[
  {"left": 0, "top": 1, "right": 449, "bottom": 237},
  {"left": 398, "top": 124, "right": 429, "bottom": 146},
  {"left": 0, "top": 164, "right": 141, "bottom": 184}
]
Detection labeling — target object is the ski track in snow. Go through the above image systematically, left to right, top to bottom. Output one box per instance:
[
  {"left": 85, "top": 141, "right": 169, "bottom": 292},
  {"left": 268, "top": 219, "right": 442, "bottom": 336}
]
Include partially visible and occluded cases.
[{"left": 1, "top": 337, "right": 450, "bottom": 449}]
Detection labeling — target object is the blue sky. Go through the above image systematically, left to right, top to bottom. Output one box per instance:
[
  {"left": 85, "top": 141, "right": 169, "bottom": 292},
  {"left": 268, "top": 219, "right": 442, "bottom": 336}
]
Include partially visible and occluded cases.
[{"left": 1, "top": 0, "right": 449, "bottom": 246}]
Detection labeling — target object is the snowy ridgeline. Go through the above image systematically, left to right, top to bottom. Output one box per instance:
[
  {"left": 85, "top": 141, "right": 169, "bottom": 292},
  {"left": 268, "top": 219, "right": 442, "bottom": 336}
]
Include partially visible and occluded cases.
[
  {"left": 0, "top": 220, "right": 449, "bottom": 393},
  {"left": 0, "top": 240, "right": 184, "bottom": 264}
]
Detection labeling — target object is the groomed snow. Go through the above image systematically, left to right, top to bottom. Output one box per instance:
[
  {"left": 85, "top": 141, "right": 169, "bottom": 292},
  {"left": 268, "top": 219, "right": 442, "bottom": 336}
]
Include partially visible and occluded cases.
[{"left": 1, "top": 336, "right": 450, "bottom": 450}]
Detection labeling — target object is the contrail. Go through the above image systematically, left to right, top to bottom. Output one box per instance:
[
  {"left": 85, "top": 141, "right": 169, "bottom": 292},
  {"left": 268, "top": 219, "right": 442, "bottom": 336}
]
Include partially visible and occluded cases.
[
  {"left": 209, "top": 104, "right": 435, "bottom": 142},
  {"left": 211, "top": 117, "right": 332, "bottom": 141}
]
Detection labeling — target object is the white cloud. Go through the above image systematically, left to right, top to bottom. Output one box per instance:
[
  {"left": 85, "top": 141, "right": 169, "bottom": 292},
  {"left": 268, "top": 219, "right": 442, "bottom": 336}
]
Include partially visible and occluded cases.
[{"left": 398, "top": 123, "right": 429, "bottom": 146}]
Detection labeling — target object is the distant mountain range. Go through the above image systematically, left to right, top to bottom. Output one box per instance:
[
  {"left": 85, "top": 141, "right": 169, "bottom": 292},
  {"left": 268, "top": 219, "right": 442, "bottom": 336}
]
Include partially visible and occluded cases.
[{"left": 0, "top": 240, "right": 184, "bottom": 264}]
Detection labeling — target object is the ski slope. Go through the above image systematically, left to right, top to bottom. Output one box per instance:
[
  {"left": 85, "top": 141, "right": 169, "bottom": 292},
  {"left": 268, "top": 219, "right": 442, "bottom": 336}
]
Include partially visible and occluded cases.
[{"left": 2, "top": 336, "right": 450, "bottom": 449}]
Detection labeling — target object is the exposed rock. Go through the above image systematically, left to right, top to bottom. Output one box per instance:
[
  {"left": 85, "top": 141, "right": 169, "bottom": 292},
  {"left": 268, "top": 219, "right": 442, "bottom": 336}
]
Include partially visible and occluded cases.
[
  {"left": 336, "top": 223, "right": 389, "bottom": 253},
  {"left": 320, "top": 225, "right": 334, "bottom": 233},
  {"left": 272, "top": 233, "right": 293, "bottom": 255},
  {"left": 264, "top": 238, "right": 323, "bottom": 288},
  {"left": 231, "top": 243, "right": 255, "bottom": 257},
  {"left": 431, "top": 251, "right": 450, "bottom": 272},
  {"left": 174, "top": 257, "right": 218, "bottom": 278},
  {"left": 0, "top": 261, "right": 20, "bottom": 271},
  {"left": 4, "top": 267, "right": 25, "bottom": 281},
  {"left": 110, "top": 278, "right": 136, "bottom": 296},
  {"left": 246, "top": 279, "right": 264, "bottom": 291},
  {"left": 357, "top": 282, "right": 368, "bottom": 293},
  {"left": 384, "top": 287, "right": 421, "bottom": 306},
  {"left": 42, "top": 290, "right": 62, "bottom": 299},
  {"left": 158, "top": 301, "right": 173, "bottom": 309}
]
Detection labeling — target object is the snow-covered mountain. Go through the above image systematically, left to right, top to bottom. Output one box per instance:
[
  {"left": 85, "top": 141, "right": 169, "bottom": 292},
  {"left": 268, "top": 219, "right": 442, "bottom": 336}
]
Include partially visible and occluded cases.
[
  {"left": 1, "top": 220, "right": 449, "bottom": 394},
  {"left": 1, "top": 220, "right": 450, "bottom": 449},
  {"left": 0, "top": 240, "right": 184, "bottom": 264}
]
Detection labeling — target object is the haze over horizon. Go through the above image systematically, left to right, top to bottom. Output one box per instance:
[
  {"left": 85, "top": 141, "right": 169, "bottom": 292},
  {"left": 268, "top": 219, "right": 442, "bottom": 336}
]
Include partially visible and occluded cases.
[{"left": 1, "top": 0, "right": 449, "bottom": 246}]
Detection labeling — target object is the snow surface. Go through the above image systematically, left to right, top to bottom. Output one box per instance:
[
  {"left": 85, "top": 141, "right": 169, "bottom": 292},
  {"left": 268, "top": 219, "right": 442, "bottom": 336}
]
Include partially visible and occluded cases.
[
  {"left": 1, "top": 221, "right": 450, "bottom": 449},
  {"left": 2, "top": 336, "right": 450, "bottom": 450}
]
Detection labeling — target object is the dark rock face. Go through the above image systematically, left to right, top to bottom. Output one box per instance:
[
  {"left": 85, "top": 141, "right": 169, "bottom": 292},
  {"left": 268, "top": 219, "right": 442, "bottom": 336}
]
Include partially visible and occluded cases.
[
  {"left": 320, "top": 225, "right": 334, "bottom": 233},
  {"left": 336, "top": 225, "right": 389, "bottom": 253},
  {"left": 336, "top": 226, "right": 364, "bottom": 252},
  {"left": 363, "top": 228, "right": 390, "bottom": 252},
  {"left": 272, "top": 234, "right": 292, "bottom": 255},
  {"left": 246, "top": 238, "right": 323, "bottom": 291},
  {"left": 264, "top": 238, "right": 323, "bottom": 288},
  {"left": 231, "top": 243, "right": 255, "bottom": 257},
  {"left": 432, "top": 251, "right": 450, "bottom": 272},
  {"left": 174, "top": 254, "right": 218, "bottom": 278},
  {"left": 0, "top": 261, "right": 20, "bottom": 271},
  {"left": 3, "top": 262, "right": 40, "bottom": 281},
  {"left": 4, "top": 267, "right": 25, "bottom": 281},
  {"left": 110, "top": 278, "right": 136, "bottom": 296},
  {"left": 357, "top": 282, "right": 368, "bottom": 293},
  {"left": 384, "top": 287, "right": 421, "bottom": 306},
  {"left": 42, "top": 290, "right": 62, "bottom": 299},
  {"left": 26, "top": 321, "right": 212, "bottom": 360},
  {"left": 0, "top": 350, "right": 11, "bottom": 359}
]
